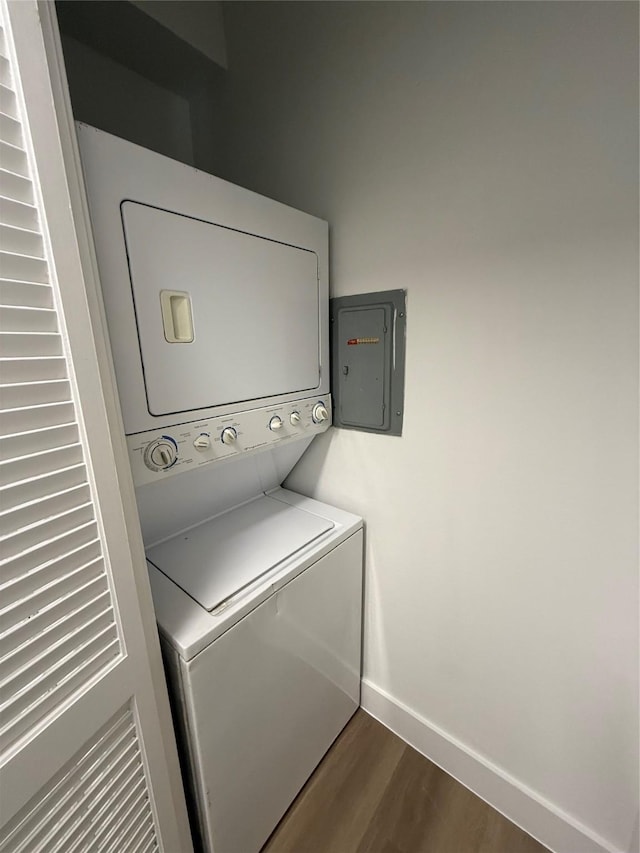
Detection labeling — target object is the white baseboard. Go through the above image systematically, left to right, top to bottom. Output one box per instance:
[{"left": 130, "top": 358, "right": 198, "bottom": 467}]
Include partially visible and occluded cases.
[{"left": 360, "top": 679, "right": 621, "bottom": 853}]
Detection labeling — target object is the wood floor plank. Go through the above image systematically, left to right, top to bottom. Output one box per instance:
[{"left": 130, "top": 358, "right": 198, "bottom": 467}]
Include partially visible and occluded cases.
[
  {"left": 262, "top": 709, "right": 405, "bottom": 853},
  {"left": 262, "top": 710, "right": 549, "bottom": 853},
  {"left": 356, "top": 745, "right": 445, "bottom": 853}
]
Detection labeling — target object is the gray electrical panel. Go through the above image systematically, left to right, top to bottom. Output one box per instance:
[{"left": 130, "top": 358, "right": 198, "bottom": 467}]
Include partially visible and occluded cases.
[{"left": 330, "top": 289, "right": 406, "bottom": 435}]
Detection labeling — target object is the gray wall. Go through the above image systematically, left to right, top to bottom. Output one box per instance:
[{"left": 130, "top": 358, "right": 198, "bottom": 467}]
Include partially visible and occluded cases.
[
  {"left": 59, "top": 0, "right": 229, "bottom": 175},
  {"left": 131, "top": 0, "right": 227, "bottom": 67},
  {"left": 222, "top": 3, "right": 639, "bottom": 851},
  {"left": 61, "top": 34, "right": 194, "bottom": 166}
]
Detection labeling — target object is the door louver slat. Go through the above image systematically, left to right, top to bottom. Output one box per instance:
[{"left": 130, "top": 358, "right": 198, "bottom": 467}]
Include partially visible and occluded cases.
[
  {"left": 0, "top": 54, "right": 10, "bottom": 88},
  {"left": 0, "top": 82, "right": 17, "bottom": 118},
  {"left": 0, "top": 112, "right": 21, "bottom": 147},
  {"left": 0, "top": 140, "right": 27, "bottom": 177},
  {"left": 0, "top": 168, "right": 32, "bottom": 204},
  {"left": 0, "top": 197, "right": 39, "bottom": 231},
  {"left": 0, "top": 221, "right": 43, "bottom": 257},
  {"left": 0, "top": 250, "right": 48, "bottom": 283},
  {"left": 0, "top": 279, "right": 52, "bottom": 307},
  {"left": 0, "top": 305, "right": 57, "bottom": 334},
  {"left": 0, "top": 332, "right": 62, "bottom": 358},
  {"left": 0, "top": 355, "right": 66, "bottom": 382},
  {"left": 0, "top": 378, "right": 71, "bottom": 409},
  {"left": 1, "top": 400, "right": 76, "bottom": 434},
  {"left": 0, "top": 422, "right": 79, "bottom": 461},
  {"left": 0, "top": 441, "right": 82, "bottom": 487},
  {"left": 1, "top": 462, "right": 86, "bottom": 510},
  {"left": 0, "top": 480, "right": 89, "bottom": 536},
  {"left": 1, "top": 499, "right": 93, "bottom": 559},
  {"left": 0, "top": 518, "right": 98, "bottom": 585},
  {"left": 2, "top": 554, "right": 104, "bottom": 630},
  {"left": 0, "top": 557, "right": 104, "bottom": 655},
  {"left": 1, "top": 590, "right": 111, "bottom": 677},
  {"left": 0, "top": 607, "right": 115, "bottom": 697},
  {"left": 0, "top": 632, "right": 120, "bottom": 753},
  {"left": 0, "top": 707, "right": 159, "bottom": 853},
  {"left": 9, "top": 723, "right": 139, "bottom": 852},
  {"left": 37, "top": 751, "right": 144, "bottom": 852},
  {"left": 66, "top": 760, "right": 147, "bottom": 850},
  {"left": 81, "top": 762, "right": 146, "bottom": 842},
  {"left": 100, "top": 784, "right": 152, "bottom": 852},
  {"left": 109, "top": 808, "right": 156, "bottom": 853},
  {"left": 140, "top": 837, "right": 159, "bottom": 853}
]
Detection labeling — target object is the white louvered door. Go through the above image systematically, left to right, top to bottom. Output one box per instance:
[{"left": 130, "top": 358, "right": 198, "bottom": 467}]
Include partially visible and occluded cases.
[{"left": 0, "top": 3, "right": 191, "bottom": 851}]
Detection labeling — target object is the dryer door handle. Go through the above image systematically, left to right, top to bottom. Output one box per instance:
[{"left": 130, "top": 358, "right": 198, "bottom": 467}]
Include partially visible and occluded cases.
[{"left": 160, "top": 290, "right": 194, "bottom": 343}]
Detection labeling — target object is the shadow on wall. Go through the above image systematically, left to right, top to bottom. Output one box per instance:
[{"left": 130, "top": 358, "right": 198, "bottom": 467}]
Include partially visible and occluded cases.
[
  {"left": 56, "top": 0, "right": 227, "bottom": 175},
  {"left": 285, "top": 426, "right": 397, "bottom": 694}
]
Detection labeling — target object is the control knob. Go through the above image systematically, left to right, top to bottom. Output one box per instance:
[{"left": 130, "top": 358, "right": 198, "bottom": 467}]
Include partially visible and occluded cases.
[
  {"left": 312, "top": 403, "right": 329, "bottom": 424},
  {"left": 290, "top": 411, "right": 301, "bottom": 426},
  {"left": 269, "top": 416, "right": 283, "bottom": 431},
  {"left": 221, "top": 427, "right": 237, "bottom": 445},
  {"left": 193, "top": 434, "right": 211, "bottom": 450},
  {"left": 144, "top": 438, "right": 178, "bottom": 471}
]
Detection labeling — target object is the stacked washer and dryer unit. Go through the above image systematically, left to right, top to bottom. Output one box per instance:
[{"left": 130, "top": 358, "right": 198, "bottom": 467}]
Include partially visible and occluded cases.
[{"left": 77, "top": 125, "right": 363, "bottom": 853}]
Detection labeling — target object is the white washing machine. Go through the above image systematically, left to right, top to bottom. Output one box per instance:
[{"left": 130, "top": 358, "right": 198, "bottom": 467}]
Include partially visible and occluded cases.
[
  {"left": 77, "top": 126, "right": 363, "bottom": 852},
  {"left": 149, "top": 489, "right": 362, "bottom": 852}
]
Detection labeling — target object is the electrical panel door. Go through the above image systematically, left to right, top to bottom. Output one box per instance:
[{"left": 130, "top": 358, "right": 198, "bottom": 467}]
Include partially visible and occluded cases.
[
  {"left": 331, "top": 290, "right": 406, "bottom": 435},
  {"left": 337, "top": 306, "right": 389, "bottom": 429}
]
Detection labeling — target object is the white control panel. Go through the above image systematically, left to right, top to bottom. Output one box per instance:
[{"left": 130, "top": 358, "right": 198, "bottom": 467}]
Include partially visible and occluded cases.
[{"left": 127, "top": 396, "right": 332, "bottom": 486}]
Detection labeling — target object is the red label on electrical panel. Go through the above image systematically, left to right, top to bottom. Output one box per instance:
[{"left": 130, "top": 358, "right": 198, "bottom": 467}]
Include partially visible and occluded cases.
[{"left": 347, "top": 337, "right": 379, "bottom": 345}]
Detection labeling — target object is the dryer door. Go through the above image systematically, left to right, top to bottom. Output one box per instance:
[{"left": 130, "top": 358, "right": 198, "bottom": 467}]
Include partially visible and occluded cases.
[{"left": 121, "top": 201, "right": 321, "bottom": 417}]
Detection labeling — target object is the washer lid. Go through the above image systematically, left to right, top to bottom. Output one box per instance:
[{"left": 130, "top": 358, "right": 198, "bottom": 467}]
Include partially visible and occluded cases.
[{"left": 145, "top": 495, "right": 333, "bottom": 611}]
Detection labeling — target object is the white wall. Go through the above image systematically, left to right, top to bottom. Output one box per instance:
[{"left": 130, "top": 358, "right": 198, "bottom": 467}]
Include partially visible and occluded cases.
[
  {"left": 132, "top": 0, "right": 227, "bottom": 67},
  {"left": 222, "top": 3, "right": 639, "bottom": 852},
  {"left": 61, "top": 34, "right": 194, "bottom": 166}
]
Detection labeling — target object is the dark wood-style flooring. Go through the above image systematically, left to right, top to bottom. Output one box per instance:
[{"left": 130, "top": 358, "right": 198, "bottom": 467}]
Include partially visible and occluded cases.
[{"left": 263, "top": 710, "right": 549, "bottom": 853}]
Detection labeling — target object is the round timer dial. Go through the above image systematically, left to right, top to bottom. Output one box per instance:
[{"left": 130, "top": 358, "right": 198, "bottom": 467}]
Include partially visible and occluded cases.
[
  {"left": 312, "top": 403, "right": 329, "bottom": 424},
  {"left": 221, "top": 427, "right": 238, "bottom": 445},
  {"left": 144, "top": 437, "right": 178, "bottom": 471}
]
